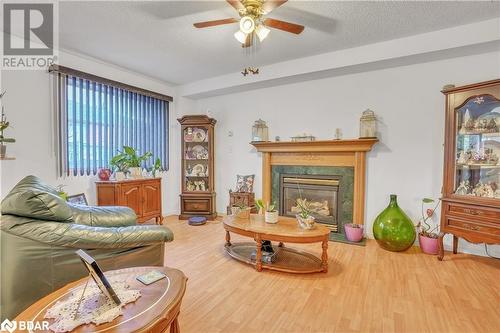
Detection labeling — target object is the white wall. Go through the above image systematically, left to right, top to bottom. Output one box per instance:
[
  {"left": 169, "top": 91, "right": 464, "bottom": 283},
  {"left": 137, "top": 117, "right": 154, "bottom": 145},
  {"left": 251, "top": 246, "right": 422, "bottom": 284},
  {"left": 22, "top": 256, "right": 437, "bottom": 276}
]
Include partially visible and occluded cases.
[
  {"left": 0, "top": 48, "right": 181, "bottom": 215},
  {"left": 191, "top": 51, "right": 500, "bottom": 257}
]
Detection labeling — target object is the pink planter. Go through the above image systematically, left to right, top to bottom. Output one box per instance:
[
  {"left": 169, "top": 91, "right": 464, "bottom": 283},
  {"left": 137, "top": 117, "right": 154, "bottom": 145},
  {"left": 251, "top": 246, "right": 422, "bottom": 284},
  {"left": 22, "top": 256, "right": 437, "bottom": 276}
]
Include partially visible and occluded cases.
[
  {"left": 344, "top": 223, "right": 364, "bottom": 242},
  {"left": 419, "top": 234, "right": 439, "bottom": 255}
]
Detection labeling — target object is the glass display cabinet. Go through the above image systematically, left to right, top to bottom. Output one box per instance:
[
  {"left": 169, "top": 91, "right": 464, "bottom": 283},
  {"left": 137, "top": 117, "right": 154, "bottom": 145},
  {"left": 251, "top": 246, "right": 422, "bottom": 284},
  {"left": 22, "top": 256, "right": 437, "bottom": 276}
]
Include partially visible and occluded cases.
[
  {"left": 439, "top": 79, "right": 500, "bottom": 260},
  {"left": 178, "top": 115, "right": 217, "bottom": 220}
]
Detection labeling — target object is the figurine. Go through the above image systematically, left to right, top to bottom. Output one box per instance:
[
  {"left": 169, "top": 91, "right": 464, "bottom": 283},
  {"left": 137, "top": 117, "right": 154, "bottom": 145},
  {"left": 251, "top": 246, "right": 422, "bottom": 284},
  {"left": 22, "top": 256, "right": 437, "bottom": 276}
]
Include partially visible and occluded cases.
[
  {"left": 460, "top": 109, "right": 472, "bottom": 133},
  {"left": 487, "top": 118, "right": 498, "bottom": 132},
  {"left": 457, "top": 151, "right": 468, "bottom": 164},
  {"left": 455, "top": 180, "right": 470, "bottom": 196},
  {"left": 186, "top": 181, "right": 195, "bottom": 192}
]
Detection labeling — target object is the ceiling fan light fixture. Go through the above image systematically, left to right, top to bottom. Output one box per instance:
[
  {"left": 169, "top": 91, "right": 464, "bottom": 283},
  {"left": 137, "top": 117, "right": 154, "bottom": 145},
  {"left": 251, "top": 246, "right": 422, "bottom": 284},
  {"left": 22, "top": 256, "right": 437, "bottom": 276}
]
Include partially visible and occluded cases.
[
  {"left": 239, "top": 16, "right": 255, "bottom": 34},
  {"left": 255, "top": 24, "right": 270, "bottom": 42},
  {"left": 234, "top": 30, "right": 247, "bottom": 44}
]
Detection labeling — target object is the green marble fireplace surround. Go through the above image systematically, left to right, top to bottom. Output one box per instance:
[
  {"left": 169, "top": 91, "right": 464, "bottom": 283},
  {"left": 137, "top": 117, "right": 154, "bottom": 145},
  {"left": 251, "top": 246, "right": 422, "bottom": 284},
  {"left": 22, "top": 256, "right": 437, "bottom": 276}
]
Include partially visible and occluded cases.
[{"left": 271, "top": 165, "right": 354, "bottom": 243}]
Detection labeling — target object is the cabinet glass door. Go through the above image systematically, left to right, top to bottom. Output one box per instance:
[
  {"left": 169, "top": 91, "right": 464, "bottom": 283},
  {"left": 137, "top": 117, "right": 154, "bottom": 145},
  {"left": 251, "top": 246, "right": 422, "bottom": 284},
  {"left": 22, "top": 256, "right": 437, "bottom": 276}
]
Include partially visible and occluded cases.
[
  {"left": 454, "top": 94, "right": 500, "bottom": 199},
  {"left": 183, "top": 126, "right": 210, "bottom": 192}
]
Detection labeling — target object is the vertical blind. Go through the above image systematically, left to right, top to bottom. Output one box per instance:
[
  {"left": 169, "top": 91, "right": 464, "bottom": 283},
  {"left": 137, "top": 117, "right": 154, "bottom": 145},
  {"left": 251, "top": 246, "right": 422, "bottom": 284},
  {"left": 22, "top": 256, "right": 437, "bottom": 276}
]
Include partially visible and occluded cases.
[{"left": 53, "top": 73, "right": 169, "bottom": 177}]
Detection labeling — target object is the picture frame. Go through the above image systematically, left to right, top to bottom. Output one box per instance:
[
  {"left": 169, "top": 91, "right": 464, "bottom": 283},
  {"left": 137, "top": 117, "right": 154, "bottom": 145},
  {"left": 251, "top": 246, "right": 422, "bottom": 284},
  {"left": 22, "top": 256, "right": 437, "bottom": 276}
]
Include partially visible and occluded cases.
[
  {"left": 67, "top": 193, "right": 88, "bottom": 205},
  {"left": 76, "top": 249, "right": 121, "bottom": 305}
]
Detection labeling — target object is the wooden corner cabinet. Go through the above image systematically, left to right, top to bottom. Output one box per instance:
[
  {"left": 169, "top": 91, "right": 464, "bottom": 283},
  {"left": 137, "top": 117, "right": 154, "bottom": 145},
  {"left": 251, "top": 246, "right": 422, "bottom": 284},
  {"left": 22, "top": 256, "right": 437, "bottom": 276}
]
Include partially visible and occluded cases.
[
  {"left": 439, "top": 79, "right": 500, "bottom": 260},
  {"left": 178, "top": 115, "right": 217, "bottom": 220},
  {"left": 96, "top": 178, "right": 162, "bottom": 224}
]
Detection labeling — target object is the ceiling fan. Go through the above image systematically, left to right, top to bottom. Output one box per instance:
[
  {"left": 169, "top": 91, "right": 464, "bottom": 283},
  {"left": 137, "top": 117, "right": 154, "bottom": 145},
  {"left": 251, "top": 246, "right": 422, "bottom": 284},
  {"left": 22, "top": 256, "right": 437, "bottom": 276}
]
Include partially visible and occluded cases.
[{"left": 193, "top": 0, "right": 304, "bottom": 47}]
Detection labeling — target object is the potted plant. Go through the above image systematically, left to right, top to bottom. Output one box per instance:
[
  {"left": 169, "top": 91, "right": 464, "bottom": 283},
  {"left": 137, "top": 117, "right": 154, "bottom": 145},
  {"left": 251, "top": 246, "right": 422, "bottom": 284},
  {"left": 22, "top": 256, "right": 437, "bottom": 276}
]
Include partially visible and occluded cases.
[
  {"left": 0, "top": 91, "right": 15, "bottom": 159},
  {"left": 110, "top": 146, "right": 152, "bottom": 179},
  {"left": 121, "top": 146, "right": 152, "bottom": 178},
  {"left": 109, "top": 153, "right": 129, "bottom": 180},
  {"left": 150, "top": 157, "right": 163, "bottom": 177},
  {"left": 416, "top": 197, "right": 440, "bottom": 255},
  {"left": 295, "top": 198, "right": 315, "bottom": 230},
  {"left": 264, "top": 201, "right": 278, "bottom": 224},
  {"left": 231, "top": 203, "right": 252, "bottom": 219},
  {"left": 344, "top": 222, "right": 364, "bottom": 242}
]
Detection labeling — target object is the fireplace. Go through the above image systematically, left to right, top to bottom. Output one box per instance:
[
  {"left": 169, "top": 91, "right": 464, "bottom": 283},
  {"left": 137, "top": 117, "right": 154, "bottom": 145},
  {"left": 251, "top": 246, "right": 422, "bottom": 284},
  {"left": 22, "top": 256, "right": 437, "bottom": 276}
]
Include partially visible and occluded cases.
[
  {"left": 251, "top": 139, "right": 378, "bottom": 243},
  {"left": 279, "top": 174, "right": 341, "bottom": 232}
]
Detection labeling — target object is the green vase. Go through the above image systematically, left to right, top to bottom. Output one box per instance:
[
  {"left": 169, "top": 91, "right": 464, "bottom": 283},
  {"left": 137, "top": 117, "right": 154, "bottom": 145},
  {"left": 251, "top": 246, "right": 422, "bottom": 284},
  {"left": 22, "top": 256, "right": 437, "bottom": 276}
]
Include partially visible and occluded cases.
[{"left": 373, "top": 194, "right": 416, "bottom": 252}]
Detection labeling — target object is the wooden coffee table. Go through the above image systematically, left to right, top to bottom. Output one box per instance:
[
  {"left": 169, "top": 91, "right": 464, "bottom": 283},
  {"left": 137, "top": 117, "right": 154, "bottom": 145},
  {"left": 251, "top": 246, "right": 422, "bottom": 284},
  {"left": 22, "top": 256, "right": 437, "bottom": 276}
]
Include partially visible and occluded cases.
[
  {"left": 223, "top": 214, "right": 330, "bottom": 273},
  {"left": 15, "top": 266, "right": 187, "bottom": 333}
]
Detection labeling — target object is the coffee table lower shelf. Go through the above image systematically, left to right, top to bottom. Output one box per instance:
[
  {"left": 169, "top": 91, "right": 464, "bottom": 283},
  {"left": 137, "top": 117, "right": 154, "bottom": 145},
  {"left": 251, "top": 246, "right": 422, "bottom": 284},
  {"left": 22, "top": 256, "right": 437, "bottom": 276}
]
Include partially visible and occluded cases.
[{"left": 225, "top": 242, "right": 324, "bottom": 274}]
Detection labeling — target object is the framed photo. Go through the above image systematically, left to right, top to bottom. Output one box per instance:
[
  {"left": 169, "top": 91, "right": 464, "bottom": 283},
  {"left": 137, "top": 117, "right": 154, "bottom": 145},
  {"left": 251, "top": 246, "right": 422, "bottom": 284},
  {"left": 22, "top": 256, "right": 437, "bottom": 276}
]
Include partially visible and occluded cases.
[
  {"left": 67, "top": 193, "right": 88, "bottom": 205},
  {"left": 76, "top": 249, "right": 121, "bottom": 305}
]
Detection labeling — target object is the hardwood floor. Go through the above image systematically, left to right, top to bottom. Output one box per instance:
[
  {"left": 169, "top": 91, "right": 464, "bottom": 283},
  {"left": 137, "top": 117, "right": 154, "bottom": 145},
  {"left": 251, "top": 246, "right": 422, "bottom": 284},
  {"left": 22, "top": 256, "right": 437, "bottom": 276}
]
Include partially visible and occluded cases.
[{"left": 162, "top": 216, "right": 500, "bottom": 333}]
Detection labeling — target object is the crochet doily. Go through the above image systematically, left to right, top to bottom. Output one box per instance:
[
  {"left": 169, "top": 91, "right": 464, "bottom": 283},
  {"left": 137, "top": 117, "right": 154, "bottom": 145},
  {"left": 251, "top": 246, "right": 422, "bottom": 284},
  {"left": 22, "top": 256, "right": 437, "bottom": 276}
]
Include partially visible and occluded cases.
[{"left": 44, "top": 275, "right": 141, "bottom": 333}]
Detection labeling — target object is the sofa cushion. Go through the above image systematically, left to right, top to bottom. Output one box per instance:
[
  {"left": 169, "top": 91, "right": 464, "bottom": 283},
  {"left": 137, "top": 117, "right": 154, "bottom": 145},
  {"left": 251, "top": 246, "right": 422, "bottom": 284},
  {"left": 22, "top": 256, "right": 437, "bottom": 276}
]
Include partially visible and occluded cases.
[
  {"left": 1, "top": 175, "right": 73, "bottom": 222},
  {"left": 69, "top": 204, "right": 137, "bottom": 227}
]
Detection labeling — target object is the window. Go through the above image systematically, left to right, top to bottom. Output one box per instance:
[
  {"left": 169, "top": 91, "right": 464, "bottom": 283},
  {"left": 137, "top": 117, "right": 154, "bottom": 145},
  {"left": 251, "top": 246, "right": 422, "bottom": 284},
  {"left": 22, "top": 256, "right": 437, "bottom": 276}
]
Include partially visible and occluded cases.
[{"left": 52, "top": 66, "right": 170, "bottom": 177}]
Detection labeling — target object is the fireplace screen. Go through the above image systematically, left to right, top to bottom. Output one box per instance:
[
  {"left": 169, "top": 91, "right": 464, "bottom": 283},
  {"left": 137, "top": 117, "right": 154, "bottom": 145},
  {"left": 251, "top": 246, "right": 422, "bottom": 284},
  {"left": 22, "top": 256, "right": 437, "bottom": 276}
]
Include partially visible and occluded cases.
[{"left": 280, "top": 174, "right": 340, "bottom": 232}]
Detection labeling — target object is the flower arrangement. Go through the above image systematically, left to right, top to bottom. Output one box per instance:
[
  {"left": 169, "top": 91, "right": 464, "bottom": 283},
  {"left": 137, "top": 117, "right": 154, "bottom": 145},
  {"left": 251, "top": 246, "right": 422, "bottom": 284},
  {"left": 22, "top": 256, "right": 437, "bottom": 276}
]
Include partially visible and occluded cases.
[{"left": 417, "top": 198, "right": 440, "bottom": 238}]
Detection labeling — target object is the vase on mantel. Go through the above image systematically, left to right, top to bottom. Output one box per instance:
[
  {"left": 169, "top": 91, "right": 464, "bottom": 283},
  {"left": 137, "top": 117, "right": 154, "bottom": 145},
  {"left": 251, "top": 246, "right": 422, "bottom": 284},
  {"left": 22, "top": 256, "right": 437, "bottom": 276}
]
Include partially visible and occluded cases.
[{"left": 373, "top": 194, "right": 416, "bottom": 252}]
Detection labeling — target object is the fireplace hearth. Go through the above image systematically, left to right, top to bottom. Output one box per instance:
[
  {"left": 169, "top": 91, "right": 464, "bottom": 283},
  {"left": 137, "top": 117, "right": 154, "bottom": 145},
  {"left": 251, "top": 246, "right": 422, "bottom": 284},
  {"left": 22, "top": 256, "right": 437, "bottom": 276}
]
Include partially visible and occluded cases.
[{"left": 279, "top": 174, "right": 341, "bottom": 232}]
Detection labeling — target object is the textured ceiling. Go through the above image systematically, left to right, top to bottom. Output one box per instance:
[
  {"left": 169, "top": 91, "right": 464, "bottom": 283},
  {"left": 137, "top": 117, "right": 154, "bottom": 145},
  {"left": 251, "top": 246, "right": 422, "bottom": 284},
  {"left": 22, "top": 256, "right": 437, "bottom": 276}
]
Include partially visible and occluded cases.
[{"left": 58, "top": 1, "right": 500, "bottom": 85}]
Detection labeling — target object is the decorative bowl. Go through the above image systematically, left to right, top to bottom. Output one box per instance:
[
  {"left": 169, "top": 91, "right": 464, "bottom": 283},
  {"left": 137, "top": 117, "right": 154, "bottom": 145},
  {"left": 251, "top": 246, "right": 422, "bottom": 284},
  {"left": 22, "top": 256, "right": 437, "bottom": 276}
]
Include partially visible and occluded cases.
[{"left": 296, "top": 214, "right": 315, "bottom": 230}]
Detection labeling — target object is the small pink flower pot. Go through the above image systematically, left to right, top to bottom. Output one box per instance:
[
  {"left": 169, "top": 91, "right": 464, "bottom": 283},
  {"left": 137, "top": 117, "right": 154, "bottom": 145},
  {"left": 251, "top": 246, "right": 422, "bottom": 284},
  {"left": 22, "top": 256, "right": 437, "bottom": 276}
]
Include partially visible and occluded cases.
[
  {"left": 344, "top": 223, "right": 364, "bottom": 242},
  {"left": 419, "top": 234, "right": 439, "bottom": 255}
]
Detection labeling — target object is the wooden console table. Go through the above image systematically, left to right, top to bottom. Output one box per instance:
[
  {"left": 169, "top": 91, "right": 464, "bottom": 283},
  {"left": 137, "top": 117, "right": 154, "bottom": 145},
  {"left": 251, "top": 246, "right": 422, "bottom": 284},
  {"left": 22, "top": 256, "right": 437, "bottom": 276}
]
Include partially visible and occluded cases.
[
  {"left": 96, "top": 178, "right": 162, "bottom": 224},
  {"left": 223, "top": 214, "right": 331, "bottom": 273},
  {"left": 15, "top": 266, "right": 187, "bottom": 333}
]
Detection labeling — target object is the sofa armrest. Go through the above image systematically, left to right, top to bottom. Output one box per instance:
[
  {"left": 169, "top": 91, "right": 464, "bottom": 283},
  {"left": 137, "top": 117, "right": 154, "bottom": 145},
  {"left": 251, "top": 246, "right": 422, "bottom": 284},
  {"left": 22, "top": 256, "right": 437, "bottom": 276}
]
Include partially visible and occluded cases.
[
  {"left": 69, "top": 204, "right": 137, "bottom": 227},
  {"left": 3, "top": 220, "right": 173, "bottom": 249}
]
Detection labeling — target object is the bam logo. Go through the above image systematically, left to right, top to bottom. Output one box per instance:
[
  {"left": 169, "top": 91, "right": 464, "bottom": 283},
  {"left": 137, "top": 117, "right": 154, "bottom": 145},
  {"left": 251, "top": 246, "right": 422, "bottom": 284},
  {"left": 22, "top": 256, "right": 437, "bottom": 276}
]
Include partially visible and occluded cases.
[
  {"left": 3, "top": 3, "right": 53, "bottom": 55},
  {"left": 0, "top": 318, "right": 49, "bottom": 332},
  {"left": 0, "top": 319, "right": 16, "bottom": 333}
]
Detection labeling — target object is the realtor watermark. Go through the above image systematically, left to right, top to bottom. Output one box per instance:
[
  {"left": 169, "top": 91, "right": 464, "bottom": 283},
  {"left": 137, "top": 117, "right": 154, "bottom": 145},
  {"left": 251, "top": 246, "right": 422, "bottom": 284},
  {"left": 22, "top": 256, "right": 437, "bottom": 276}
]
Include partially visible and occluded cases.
[
  {"left": 1, "top": 1, "right": 58, "bottom": 69},
  {"left": 1, "top": 318, "right": 49, "bottom": 332}
]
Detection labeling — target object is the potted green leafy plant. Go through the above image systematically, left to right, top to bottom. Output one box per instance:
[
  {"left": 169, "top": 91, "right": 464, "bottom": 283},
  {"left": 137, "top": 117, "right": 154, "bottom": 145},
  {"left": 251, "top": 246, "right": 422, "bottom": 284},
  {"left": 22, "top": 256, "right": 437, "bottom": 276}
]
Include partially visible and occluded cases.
[
  {"left": 0, "top": 91, "right": 15, "bottom": 159},
  {"left": 110, "top": 146, "right": 153, "bottom": 179},
  {"left": 122, "top": 146, "right": 152, "bottom": 178},
  {"left": 109, "top": 153, "right": 129, "bottom": 180},
  {"left": 150, "top": 157, "right": 163, "bottom": 177},
  {"left": 416, "top": 197, "right": 440, "bottom": 255}
]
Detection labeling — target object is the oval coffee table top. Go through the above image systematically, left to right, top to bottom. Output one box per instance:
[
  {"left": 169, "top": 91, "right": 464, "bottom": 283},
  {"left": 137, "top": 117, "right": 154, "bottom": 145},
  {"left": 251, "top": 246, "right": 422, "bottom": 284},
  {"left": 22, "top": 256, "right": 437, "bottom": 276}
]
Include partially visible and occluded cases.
[
  {"left": 223, "top": 214, "right": 330, "bottom": 240},
  {"left": 15, "top": 266, "right": 187, "bottom": 333}
]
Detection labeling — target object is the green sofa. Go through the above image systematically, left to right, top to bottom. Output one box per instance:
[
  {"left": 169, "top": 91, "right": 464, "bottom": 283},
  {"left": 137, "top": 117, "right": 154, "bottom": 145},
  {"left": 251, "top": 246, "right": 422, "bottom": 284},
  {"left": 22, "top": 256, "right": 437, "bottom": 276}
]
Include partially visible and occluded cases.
[{"left": 0, "top": 175, "right": 173, "bottom": 320}]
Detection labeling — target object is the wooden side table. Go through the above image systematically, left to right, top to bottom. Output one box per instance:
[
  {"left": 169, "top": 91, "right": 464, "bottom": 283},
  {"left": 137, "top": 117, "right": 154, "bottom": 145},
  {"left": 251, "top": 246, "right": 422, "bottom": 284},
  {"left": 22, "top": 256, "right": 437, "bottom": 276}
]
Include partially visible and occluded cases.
[{"left": 15, "top": 266, "right": 187, "bottom": 333}]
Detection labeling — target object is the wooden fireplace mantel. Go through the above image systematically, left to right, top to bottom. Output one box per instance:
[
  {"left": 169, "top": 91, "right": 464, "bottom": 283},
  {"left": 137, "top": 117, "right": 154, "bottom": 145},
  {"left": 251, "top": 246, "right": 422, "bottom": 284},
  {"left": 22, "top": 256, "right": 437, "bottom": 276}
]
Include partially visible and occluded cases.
[{"left": 250, "top": 139, "right": 378, "bottom": 225}]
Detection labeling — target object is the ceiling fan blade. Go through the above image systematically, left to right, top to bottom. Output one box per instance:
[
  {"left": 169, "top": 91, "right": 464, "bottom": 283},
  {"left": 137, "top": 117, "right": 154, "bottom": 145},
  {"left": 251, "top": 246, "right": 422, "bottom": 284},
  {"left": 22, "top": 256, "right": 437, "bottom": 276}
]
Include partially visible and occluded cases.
[
  {"left": 226, "top": 0, "right": 244, "bottom": 11},
  {"left": 262, "top": 0, "right": 288, "bottom": 14},
  {"left": 193, "top": 18, "right": 238, "bottom": 28},
  {"left": 263, "top": 18, "right": 304, "bottom": 34},
  {"left": 243, "top": 33, "right": 253, "bottom": 48}
]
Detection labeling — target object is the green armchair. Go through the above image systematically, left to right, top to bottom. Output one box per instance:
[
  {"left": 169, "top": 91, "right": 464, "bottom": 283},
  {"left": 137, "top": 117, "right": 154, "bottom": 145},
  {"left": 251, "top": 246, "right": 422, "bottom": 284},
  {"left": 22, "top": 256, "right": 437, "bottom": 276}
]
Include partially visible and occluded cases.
[{"left": 0, "top": 175, "right": 173, "bottom": 320}]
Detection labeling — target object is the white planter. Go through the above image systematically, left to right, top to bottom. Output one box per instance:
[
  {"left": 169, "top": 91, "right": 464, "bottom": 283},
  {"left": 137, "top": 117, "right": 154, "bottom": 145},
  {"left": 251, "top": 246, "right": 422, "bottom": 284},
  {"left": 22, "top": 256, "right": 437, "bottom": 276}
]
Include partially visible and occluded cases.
[
  {"left": 129, "top": 167, "right": 142, "bottom": 179},
  {"left": 114, "top": 171, "right": 125, "bottom": 181},
  {"left": 265, "top": 211, "right": 279, "bottom": 224}
]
